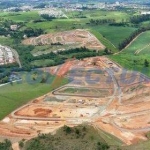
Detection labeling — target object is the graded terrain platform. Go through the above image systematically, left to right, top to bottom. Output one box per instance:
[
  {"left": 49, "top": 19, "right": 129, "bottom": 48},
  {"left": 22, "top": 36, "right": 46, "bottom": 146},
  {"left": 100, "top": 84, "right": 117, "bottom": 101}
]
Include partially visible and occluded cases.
[
  {"left": 22, "top": 29, "right": 105, "bottom": 56},
  {"left": 0, "top": 56, "right": 150, "bottom": 146}
]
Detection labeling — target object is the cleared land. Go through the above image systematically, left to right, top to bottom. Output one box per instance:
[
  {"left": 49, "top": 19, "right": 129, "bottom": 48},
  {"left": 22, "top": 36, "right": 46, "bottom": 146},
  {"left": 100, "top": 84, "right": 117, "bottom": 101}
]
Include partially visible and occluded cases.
[
  {"left": 1, "top": 9, "right": 150, "bottom": 149},
  {"left": 22, "top": 29, "right": 105, "bottom": 56},
  {"left": 0, "top": 56, "right": 150, "bottom": 148},
  {"left": 0, "top": 74, "right": 68, "bottom": 120}
]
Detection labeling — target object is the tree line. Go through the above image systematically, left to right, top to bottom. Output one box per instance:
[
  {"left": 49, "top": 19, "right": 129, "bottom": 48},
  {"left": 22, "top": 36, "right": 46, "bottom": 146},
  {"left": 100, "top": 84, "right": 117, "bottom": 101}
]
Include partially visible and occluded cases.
[
  {"left": 41, "top": 14, "right": 56, "bottom": 21},
  {"left": 130, "top": 14, "right": 150, "bottom": 24},
  {"left": 89, "top": 19, "right": 115, "bottom": 25},
  {"left": 119, "top": 26, "right": 150, "bottom": 50},
  {"left": 11, "top": 45, "right": 104, "bottom": 70}
]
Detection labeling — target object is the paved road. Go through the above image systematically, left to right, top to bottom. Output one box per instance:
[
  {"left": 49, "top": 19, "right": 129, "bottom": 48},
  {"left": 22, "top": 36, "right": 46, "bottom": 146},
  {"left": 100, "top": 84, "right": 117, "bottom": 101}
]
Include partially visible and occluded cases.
[{"left": 11, "top": 48, "right": 22, "bottom": 68}]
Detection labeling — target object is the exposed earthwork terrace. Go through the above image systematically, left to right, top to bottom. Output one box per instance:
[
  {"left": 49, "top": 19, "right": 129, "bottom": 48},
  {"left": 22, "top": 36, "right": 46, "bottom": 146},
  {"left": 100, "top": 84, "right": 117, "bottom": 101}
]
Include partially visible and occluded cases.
[
  {"left": 22, "top": 29, "right": 105, "bottom": 55},
  {"left": 0, "top": 56, "right": 150, "bottom": 146}
]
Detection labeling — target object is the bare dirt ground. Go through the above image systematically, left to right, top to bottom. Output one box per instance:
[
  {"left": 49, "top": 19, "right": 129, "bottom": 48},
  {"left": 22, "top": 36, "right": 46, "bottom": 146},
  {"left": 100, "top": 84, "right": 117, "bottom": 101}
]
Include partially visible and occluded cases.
[
  {"left": 22, "top": 29, "right": 105, "bottom": 53},
  {"left": 1, "top": 56, "right": 150, "bottom": 146}
]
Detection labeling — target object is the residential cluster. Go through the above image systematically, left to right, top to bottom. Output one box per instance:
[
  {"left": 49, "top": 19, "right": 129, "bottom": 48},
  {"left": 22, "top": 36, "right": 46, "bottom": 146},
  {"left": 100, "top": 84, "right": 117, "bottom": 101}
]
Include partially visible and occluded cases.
[
  {"left": 2, "top": 1, "right": 150, "bottom": 13},
  {"left": 39, "top": 8, "right": 68, "bottom": 18},
  {"left": 0, "top": 45, "right": 15, "bottom": 65}
]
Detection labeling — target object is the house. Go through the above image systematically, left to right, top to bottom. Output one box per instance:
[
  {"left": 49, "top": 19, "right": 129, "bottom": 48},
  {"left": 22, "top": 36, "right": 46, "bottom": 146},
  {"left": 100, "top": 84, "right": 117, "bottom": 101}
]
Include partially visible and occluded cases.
[{"left": 10, "top": 25, "right": 18, "bottom": 31}]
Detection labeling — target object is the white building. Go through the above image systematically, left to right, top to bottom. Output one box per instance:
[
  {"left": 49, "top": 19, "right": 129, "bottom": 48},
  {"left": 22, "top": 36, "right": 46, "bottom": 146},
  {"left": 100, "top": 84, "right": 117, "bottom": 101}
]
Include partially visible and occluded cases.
[
  {"left": 141, "top": 11, "right": 150, "bottom": 15},
  {"left": 10, "top": 25, "right": 18, "bottom": 31},
  {"left": 0, "top": 45, "right": 15, "bottom": 65}
]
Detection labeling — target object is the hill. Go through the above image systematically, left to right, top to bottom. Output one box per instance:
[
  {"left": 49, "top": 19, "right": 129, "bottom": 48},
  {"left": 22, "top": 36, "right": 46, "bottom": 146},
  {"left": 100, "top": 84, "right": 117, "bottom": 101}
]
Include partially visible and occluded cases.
[{"left": 110, "top": 30, "right": 150, "bottom": 77}]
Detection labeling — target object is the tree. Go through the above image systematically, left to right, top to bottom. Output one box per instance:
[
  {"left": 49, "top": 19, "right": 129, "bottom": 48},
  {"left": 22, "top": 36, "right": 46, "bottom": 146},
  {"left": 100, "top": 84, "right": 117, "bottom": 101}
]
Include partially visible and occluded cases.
[
  {"left": 104, "top": 48, "right": 112, "bottom": 55},
  {"left": 144, "top": 59, "right": 149, "bottom": 67},
  {"left": 63, "top": 125, "right": 72, "bottom": 134},
  {"left": 75, "top": 129, "right": 80, "bottom": 135},
  {"left": 0, "top": 139, "right": 12, "bottom": 150},
  {"left": 19, "top": 141, "right": 24, "bottom": 148}
]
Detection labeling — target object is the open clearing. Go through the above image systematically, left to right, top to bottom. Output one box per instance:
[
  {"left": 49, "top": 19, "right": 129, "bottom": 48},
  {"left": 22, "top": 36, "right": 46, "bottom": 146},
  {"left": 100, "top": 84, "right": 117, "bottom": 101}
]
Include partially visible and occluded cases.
[
  {"left": 92, "top": 25, "right": 137, "bottom": 48},
  {"left": 22, "top": 29, "right": 105, "bottom": 56},
  {"left": 110, "top": 31, "right": 150, "bottom": 77},
  {"left": 124, "top": 31, "right": 150, "bottom": 54},
  {"left": 0, "top": 56, "right": 150, "bottom": 147},
  {"left": 0, "top": 75, "right": 67, "bottom": 120}
]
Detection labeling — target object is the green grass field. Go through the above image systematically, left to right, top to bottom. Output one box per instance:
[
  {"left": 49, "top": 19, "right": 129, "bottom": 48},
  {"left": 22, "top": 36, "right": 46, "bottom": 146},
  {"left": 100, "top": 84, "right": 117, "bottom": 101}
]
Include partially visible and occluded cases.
[
  {"left": 15, "top": 9, "right": 129, "bottom": 23},
  {"left": 67, "top": 10, "right": 130, "bottom": 22},
  {"left": 0, "top": 11, "right": 41, "bottom": 22},
  {"left": 26, "top": 18, "right": 89, "bottom": 33},
  {"left": 93, "top": 25, "right": 137, "bottom": 48},
  {"left": 90, "top": 29, "right": 118, "bottom": 52},
  {"left": 110, "top": 31, "right": 150, "bottom": 77},
  {"left": 124, "top": 31, "right": 150, "bottom": 54},
  {"left": 0, "top": 36, "right": 14, "bottom": 46},
  {"left": 31, "top": 43, "right": 81, "bottom": 56},
  {"left": 31, "top": 59, "right": 55, "bottom": 67},
  {"left": 0, "top": 73, "right": 68, "bottom": 120}
]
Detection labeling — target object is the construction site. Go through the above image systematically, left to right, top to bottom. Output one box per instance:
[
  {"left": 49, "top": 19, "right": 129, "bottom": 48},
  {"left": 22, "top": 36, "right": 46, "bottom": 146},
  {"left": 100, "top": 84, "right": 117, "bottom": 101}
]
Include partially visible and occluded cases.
[
  {"left": 22, "top": 29, "right": 105, "bottom": 56},
  {"left": 0, "top": 56, "right": 150, "bottom": 146}
]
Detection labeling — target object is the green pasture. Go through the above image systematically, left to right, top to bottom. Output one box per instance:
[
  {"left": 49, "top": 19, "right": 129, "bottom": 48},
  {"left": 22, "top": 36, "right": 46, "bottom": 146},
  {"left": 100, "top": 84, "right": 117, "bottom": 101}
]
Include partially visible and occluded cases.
[
  {"left": 67, "top": 10, "right": 130, "bottom": 22},
  {"left": 1, "top": 11, "right": 41, "bottom": 22},
  {"left": 93, "top": 25, "right": 137, "bottom": 48},
  {"left": 90, "top": 29, "right": 118, "bottom": 52},
  {"left": 109, "top": 31, "right": 150, "bottom": 77},
  {"left": 124, "top": 31, "right": 150, "bottom": 54},
  {"left": 0, "top": 36, "right": 14, "bottom": 46},
  {"left": 31, "top": 44, "right": 81, "bottom": 56},
  {"left": 31, "top": 59, "right": 55, "bottom": 67},
  {"left": 0, "top": 73, "right": 68, "bottom": 120}
]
